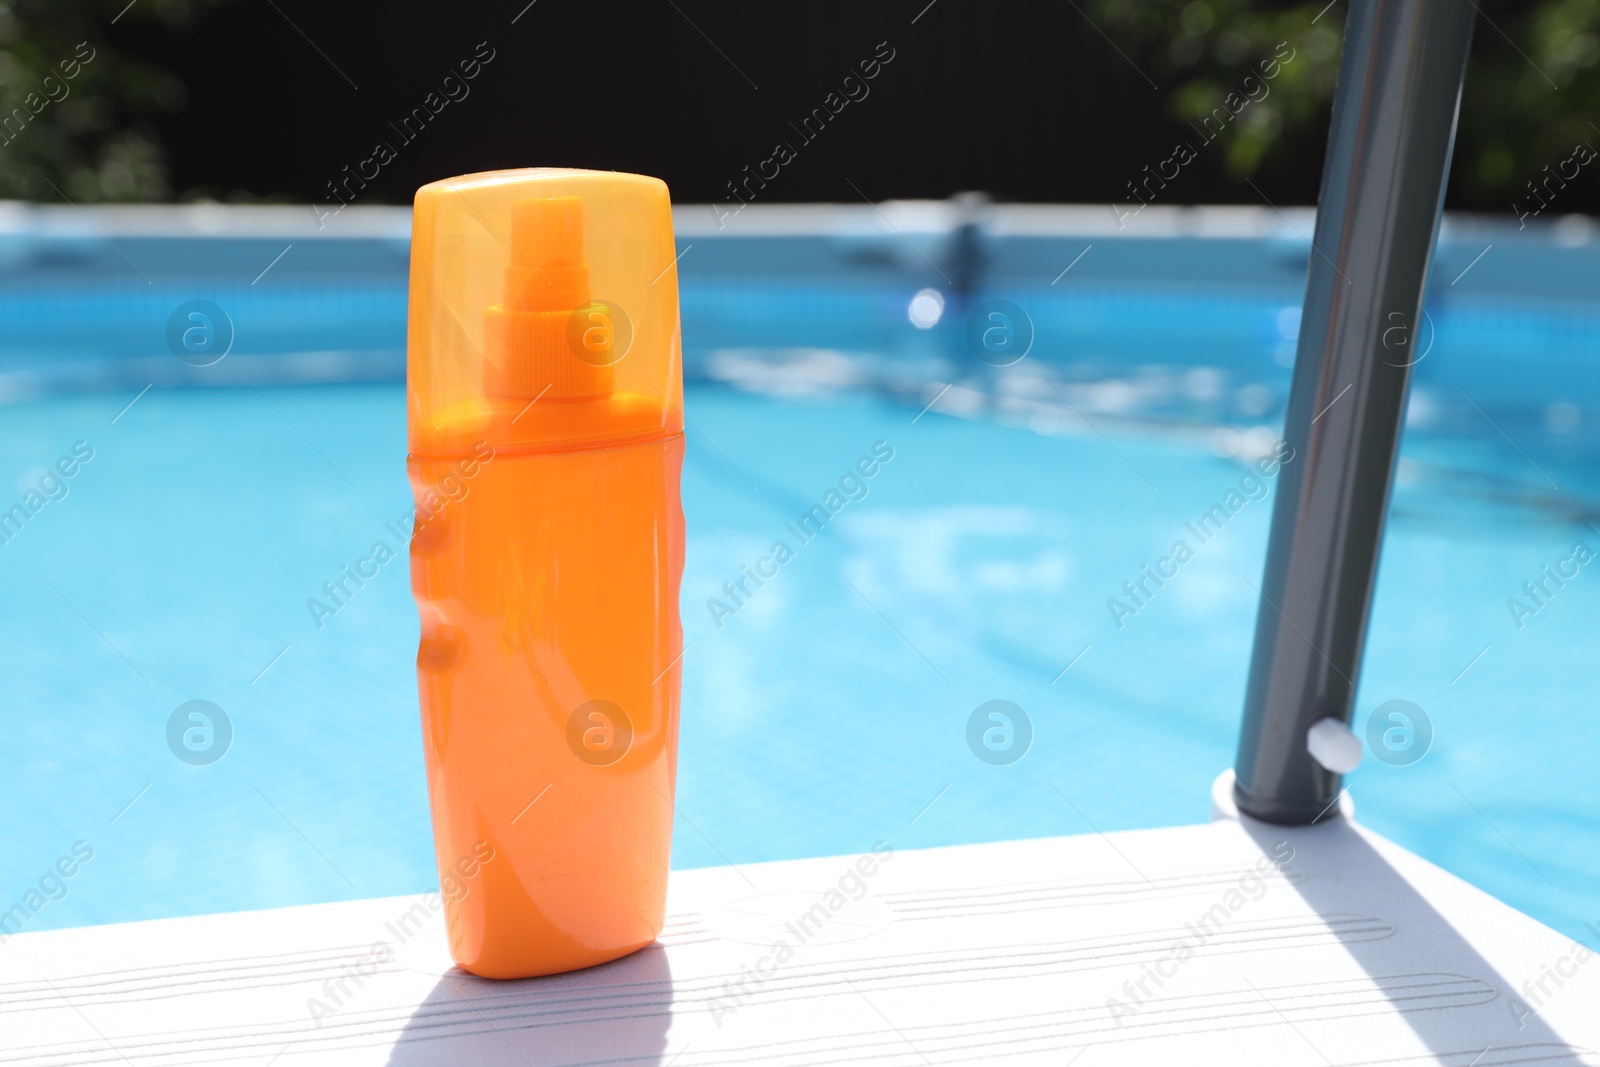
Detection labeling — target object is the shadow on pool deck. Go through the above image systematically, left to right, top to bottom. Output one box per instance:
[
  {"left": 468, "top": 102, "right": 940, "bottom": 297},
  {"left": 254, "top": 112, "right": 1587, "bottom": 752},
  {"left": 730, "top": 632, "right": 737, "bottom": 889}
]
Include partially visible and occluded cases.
[
  {"left": 1238, "top": 814, "right": 1593, "bottom": 1065},
  {"left": 371, "top": 819, "right": 1600, "bottom": 1065},
  {"left": 384, "top": 944, "right": 675, "bottom": 1067}
]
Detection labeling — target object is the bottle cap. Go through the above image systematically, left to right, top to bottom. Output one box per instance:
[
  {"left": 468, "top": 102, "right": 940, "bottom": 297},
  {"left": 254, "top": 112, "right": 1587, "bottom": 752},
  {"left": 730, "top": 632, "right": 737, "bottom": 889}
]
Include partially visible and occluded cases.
[{"left": 408, "top": 169, "right": 684, "bottom": 455}]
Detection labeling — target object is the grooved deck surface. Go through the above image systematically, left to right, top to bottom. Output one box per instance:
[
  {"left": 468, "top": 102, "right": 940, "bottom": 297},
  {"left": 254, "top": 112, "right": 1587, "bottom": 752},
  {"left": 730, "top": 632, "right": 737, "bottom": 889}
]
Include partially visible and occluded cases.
[{"left": 3, "top": 817, "right": 1596, "bottom": 1065}]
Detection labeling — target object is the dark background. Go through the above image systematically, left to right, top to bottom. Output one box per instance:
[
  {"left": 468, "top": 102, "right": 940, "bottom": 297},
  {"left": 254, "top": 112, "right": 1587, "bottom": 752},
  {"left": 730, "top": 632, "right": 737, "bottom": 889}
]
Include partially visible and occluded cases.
[
  {"left": 11, "top": 0, "right": 1600, "bottom": 214},
  {"left": 127, "top": 0, "right": 1304, "bottom": 207},
  {"left": 135, "top": 1, "right": 1289, "bottom": 206}
]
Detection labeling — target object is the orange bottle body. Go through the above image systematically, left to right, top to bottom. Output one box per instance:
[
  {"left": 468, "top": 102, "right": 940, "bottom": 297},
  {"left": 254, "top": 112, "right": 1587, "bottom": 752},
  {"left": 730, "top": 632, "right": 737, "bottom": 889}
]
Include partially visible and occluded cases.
[
  {"left": 405, "top": 168, "right": 688, "bottom": 978},
  {"left": 409, "top": 430, "right": 684, "bottom": 977}
]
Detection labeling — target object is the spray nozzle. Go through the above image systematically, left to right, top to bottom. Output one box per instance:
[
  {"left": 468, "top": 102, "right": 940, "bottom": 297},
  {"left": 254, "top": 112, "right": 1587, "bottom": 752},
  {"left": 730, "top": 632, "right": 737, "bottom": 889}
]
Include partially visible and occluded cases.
[{"left": 485, "top": 195, "right": 614, "bottom": 399}]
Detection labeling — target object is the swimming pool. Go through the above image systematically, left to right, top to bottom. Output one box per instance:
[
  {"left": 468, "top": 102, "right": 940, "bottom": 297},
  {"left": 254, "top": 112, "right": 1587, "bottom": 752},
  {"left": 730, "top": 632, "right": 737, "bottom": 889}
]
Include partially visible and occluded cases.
[{"left": 2, "top": 203, "right": 1597, "bottom": 949}]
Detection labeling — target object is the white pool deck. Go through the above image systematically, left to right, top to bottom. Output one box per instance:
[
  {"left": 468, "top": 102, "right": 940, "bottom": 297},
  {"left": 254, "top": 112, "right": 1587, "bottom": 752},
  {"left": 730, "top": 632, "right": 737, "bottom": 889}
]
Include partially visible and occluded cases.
[{"left": 4, "top": 775, "right": 1597, "bottom": 1066}]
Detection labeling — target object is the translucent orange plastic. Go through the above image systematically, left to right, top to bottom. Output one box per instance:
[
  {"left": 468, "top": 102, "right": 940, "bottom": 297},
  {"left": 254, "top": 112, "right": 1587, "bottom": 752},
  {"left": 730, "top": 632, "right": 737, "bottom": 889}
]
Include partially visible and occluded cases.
[
  {"left": 407, "top": 168, "right": 683, "bottom": 457},
  {"left": 406, "top": 169, "right": 685, "bottom": 978}
]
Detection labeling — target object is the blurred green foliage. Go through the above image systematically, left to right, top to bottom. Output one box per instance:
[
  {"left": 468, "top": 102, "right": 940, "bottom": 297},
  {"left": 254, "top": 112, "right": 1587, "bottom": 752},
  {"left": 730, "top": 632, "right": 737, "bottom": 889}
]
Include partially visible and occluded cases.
[
  {"left": 0, "top": 0, "right": 230, "bottom": 201},
  {"left": 2, "top": 0, "right": 1596, "bottom": 207},
  {"left": 1086, "top": 0, "right": 1600, "bottom": 209}
]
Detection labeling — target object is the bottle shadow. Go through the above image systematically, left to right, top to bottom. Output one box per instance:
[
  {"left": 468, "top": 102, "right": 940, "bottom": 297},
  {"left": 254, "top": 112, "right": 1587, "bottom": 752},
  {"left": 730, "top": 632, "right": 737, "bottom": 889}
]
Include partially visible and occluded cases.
[{"left": 384, "top": 942, "right": 675, "bottom": 1067}]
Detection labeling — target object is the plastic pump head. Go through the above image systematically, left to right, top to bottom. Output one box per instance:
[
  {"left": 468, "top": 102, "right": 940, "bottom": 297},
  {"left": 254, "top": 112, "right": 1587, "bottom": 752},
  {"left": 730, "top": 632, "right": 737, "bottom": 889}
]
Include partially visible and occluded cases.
[
  {"left": 408, "top": 169, "right": 684, "bottom": 456},
  {"left": 486, "top": 196, "right": 614, "bottom": 400}
]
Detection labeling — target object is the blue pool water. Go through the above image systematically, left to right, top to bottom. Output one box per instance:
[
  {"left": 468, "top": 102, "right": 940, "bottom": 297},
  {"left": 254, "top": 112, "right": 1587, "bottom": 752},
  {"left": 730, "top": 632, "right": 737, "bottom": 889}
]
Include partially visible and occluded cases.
[{"left": 2, "top": 207, "right": 1598, "bottom": 950}]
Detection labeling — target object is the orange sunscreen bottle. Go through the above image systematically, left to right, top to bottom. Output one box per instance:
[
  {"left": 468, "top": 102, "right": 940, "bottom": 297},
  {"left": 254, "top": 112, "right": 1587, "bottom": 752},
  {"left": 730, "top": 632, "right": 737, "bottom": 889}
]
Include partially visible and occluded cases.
[{"left": 406, "top": 169, "right": 685, "bottom": 978}]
